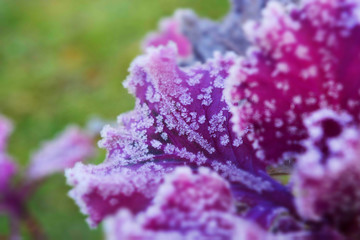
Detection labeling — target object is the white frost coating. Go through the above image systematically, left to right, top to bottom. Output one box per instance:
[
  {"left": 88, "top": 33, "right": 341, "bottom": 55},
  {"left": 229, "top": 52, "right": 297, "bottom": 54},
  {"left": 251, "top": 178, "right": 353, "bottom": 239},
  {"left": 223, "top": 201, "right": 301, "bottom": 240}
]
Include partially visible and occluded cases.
[
  {"left": 119, "top": 43, "right": 248, "bottom": 164},
  {"left": 65, "top": 161, "right": 171, "bottom": 227}
]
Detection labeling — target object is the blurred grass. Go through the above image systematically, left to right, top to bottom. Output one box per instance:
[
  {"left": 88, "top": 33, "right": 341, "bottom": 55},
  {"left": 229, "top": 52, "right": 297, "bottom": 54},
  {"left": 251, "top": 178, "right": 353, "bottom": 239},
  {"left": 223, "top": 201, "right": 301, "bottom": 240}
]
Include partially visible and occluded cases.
[{"left": 0, "top": 0, "right": 229, "bottom": 239}]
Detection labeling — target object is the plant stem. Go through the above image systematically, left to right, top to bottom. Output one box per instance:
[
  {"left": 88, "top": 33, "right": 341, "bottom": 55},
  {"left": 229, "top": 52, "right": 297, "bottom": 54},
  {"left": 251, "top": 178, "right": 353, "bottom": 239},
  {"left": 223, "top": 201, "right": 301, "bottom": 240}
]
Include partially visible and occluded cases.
[{"left": 9, "top": 215, "right": 21, "bottom": 240}]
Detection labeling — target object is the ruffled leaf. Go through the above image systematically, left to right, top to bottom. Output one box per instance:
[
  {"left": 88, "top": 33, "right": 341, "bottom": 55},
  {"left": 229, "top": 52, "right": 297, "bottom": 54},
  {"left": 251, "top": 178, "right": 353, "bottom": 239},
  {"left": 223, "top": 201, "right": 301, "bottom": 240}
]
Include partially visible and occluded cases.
[
  {"left": 226, "top": 0, "right": 360, "bottom": 163},
  {"left": 143, "top": 18, "right": 193, "bottom": 59},
  {"left": 67, "top": 44, "right": 294, "bottom": 227},
  {"left": 292, "top": 109, "right": 360, "bottom": 238},
  {"left": 0, "top": 115, "right": 16, "bottom": 193},
  {"left": 0, "top": 115, "right": 13, "bottom": 153},
  {"left": 28, "top": 127, "right": 95, "bottom": 180},
  {"left": 66, "top": 161, "right": 180, "bottom": 227},
  {"left": 103, "top": 167, "right": 341, "bottom": 240},
  {"left": 104, "top": 167, "right": 268, "bottom": 240}
]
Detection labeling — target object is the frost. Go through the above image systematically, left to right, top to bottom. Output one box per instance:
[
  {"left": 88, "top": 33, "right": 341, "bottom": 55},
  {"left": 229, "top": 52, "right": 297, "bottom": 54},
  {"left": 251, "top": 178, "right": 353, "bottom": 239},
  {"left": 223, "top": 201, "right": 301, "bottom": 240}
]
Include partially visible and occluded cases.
[{"left": 66, "top": 161, "right": 175, "bottom": 227}]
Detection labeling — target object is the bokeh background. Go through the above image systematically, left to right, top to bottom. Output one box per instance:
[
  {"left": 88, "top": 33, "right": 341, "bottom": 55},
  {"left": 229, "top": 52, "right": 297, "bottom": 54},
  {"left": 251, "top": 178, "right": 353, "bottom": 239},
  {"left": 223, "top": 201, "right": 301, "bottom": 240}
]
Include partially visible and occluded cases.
[{"left": 0, "top": 0, "right": 229, "bottom": 239}]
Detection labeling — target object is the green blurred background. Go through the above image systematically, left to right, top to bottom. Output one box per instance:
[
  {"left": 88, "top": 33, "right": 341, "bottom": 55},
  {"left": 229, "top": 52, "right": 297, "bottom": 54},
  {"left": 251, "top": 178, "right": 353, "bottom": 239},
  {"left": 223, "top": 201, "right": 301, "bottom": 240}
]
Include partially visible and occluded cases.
[{"left": 0, "top": 0, "right": 229, "bottom": 239}]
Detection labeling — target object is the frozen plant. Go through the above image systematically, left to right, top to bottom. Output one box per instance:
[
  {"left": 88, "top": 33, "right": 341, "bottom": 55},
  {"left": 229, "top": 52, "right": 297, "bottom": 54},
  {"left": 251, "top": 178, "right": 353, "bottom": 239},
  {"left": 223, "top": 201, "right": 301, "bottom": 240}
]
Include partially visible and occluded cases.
[
  {"left": 67, "top": 0, "right": 360, "bottom": 239},
  {"left": 0, "top": 115, "right": 95, "bottom": 239}
]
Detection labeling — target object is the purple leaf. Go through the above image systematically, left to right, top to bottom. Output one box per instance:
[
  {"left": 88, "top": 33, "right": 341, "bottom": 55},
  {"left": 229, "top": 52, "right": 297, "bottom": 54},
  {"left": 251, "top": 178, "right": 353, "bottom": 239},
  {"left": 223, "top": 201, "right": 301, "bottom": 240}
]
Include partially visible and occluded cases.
[
  {"left": 67, "top": 44, "right": 294, "bottom": 227},
  {"left": 0, "top": 115, "right": 16, "bottom": 192},
  {"left": 28, "top": 126, "right": 95, "bottom": 180}
]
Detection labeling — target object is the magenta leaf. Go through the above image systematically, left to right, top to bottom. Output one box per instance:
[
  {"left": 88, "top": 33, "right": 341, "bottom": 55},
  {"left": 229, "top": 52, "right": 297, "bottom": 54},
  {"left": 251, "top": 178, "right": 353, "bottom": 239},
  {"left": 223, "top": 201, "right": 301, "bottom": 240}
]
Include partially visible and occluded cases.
[
  {"left": 226, "top": 0, "right": 360, "bottom": 164},
  {"left": 143, "top": 18, "right": 193, "bottom": 60},
  {"left": 292, "top": 109, "right": 360, "bottom": 238},
  {"left": 27, "top": 126, "right": 95, "bottom": 180},
  {"left": 104, "top": 167, "right": 269, "bottom": 240}
]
